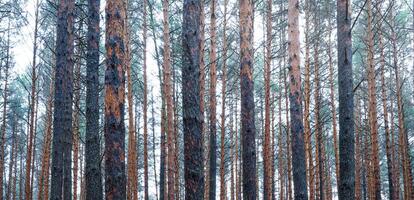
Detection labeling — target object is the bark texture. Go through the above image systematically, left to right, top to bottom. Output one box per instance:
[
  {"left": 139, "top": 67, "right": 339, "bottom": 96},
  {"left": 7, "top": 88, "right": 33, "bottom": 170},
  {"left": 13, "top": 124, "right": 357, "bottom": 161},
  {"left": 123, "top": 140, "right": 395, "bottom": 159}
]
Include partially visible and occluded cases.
[
  {"left": 50, "top": 0, "right": 76, "bottom": 198},
  {"left": 104, "top": 0, "right": 127, "bottom": 198},
  {"left": 182, "top": 0, "right": 204, "bottom": 198},
  {"left": 239, "top": 0, "right": 257, "bottom": 197},
  {"left": 287, "top": 0, "right": 308, "bottom": 199},
  {"left": 337, "top": 0, "right": 355, "bottom": 199}
]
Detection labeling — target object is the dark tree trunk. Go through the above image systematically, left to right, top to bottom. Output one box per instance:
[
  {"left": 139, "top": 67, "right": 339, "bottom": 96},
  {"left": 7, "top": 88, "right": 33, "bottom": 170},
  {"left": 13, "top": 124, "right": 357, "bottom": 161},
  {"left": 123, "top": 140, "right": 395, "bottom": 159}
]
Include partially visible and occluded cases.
[
  {"left": 50, "top": 0, "right": 76, "bottom": 199},
  {"left": 85, "top": 0, "right": 103, "bottom": 199},
  {"left": 104, "top": 0, "right": 127, "bottom": 198},
  {"left": 182, "top": 0, "right": 204, "bottom": 198},
  {"left": 239, "top": 0, "right": 257, "bottom": 198},
  {"left": 287, "top": 0, "right": 308, "bottom": 199},
  {"left": 337, "top": 0, "right": 355, "bottom": 199}
]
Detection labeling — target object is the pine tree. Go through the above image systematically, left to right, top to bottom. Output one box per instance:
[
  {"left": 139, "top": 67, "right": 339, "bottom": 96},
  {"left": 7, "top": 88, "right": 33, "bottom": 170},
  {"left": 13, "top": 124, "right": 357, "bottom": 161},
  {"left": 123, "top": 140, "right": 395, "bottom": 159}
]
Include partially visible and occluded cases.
[
  {"left": 50, "top": 0, "right": 76, "bottom": 198},
  {"left": 104, "top": 0, "right": 127, "bottom": 198},
  {"left": 183, "top": 0, "right": 204, "bottom": 198},
  {"left": 239, "top": 0, "right": 257, "bottom": 197},
  {"left": 287, "top": 0, "right": 308, "bottom": 199},
  {"left": 337, "top": 0, "right": 355, "bottom": 199}
]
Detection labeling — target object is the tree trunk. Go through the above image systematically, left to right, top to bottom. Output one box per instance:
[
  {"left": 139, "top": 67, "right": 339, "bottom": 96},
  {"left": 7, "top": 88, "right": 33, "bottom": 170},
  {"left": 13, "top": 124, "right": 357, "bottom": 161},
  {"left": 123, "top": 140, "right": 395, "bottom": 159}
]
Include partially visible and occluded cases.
[
  {"left": 50, "top": 0, "right": 76, "bottom": 198},
  {"left": 85, "top": 0, "right": 103, "bottom": 199},
  {"left": 104, "top": 0, "right": 127, "bottom": 198},
  {"left": 142, "top": 0, "right": 149, "bottom": 198},
  {"left": 161, "top": 0, "right": 175, "bottom": 197},
  {"left": 182, "top": 0, "right": 204, "bottom": 198},
  {"left": 208, "top": 0, "right": 217, "bottom": 197},
  {"left": 220, "top": 0, "right": 228, "bottom": 198},
  {"left": 239, "top": 0, "right": 257, "bottom": 197},
  {"left": 263, "top": 0, "right": 272, "bottom": 197},
  {"left": 287, "top": 0, "right": 308, "bottom": 199},
  {"left": 337, "top": 0, "right": 355, "bottom": 199},
  {"left": 25, "top": 1, "right": 40, "bottom": 198},
  {"left": 303, "top": 1, "right": 314, "bottom": 199},
  {"left": 366, "top": 1, "right": 381, "bottom": 199},
  {"left": 377, "top": 2, "right": 397, "bottom": 198},
  {"left": 126, "top": 3, "right": 138, "bottom": 198},
  {"left": 327, "top": 3, "right": 340, "bottom": 192},
  {"left": 391, "top": 5, "right": 413, "bottom": 198},
  {"left": 0, "top": 20, "right": 11, "bottom": 200},
  {"left": 313, "top": 25, "right": 324, "bottom": 200},
  {"left": 72, "top": 47, "right": 81, "bottom": 200},
  {"left": 278, "top": 59, "right": 285, "bottom": 200},
  {"left": 38, "top": 69, "right": 55, "bottom": 200},
  {"left": 150, "top": 93, "right": 159, "bottom": 200},
  {"left": 355, "top": 96, "right": 362, "bottom": 200},
  {"left": 230, "top": 97, "right": 235, "bottom": 200},
  {"left": 6, "top": 114, "right": 17, "bottom": 200}
]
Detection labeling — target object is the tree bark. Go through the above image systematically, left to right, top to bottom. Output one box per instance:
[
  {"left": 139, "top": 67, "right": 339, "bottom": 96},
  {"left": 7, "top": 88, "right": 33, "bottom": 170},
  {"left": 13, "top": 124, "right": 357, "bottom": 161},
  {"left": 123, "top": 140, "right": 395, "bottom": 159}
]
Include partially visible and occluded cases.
[
  {"left": 50, "top": 0, "right": 76, "bottom": 198},
  {"left": 85, "top": 0, "right": 103, "bottom": 199},
  {"left": 104, "top": 0, "right": 127, "bottom": 198},
  {"left": 142, "top": 0, "right": 149, "bottom": 198},
  {"left": 161, "top": 0, "right": 175, "bottom": 197},
  {"left": 182, "top": 0, "right": 204, "bottom": 198},
  {"left": 209, "top": 0, "right": 218, "bottom": 197},
  {"left": 220, "top": 0, "right": 228, "bottom": 198},
  {"left": 239, "top": 0, "right": 257, "bottom": 197},
  {"left": 263, "top": 0, "right": 272, "bottom": 198},
  {"left": 287, "top": 0, "right": 308, "bottom": 198},
  {"left": 337, "top": 0, "right": 355, "bottom": 199},
  {"left": 25, "top": 1, "right": 40, "bottom": 198},
  {"left": 366, "top": 1, "right": 381, "bottom": 199},
  {"left": 391, "top": 5, "right": 413, "bottom": 199}
]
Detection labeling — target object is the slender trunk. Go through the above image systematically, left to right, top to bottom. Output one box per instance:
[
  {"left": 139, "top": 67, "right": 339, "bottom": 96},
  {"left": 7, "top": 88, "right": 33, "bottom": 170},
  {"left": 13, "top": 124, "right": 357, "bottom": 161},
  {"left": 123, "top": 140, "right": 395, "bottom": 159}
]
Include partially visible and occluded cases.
[
  {"left": 85, "top": 0, "right": 103, "bottom": 199},
  {"left": 104, "top": 0, "right": 127, "bottom": 198},
  {"left": 142, "top": 0, "right": 149, "bottom": 198},
  {"left": 162, "top": 0, "right": 175, "bottom": 197},
  {"left": 182, "top": 0, "right": 204, "bottom": 197},
  {"left": 208, "top": 0, "right": 218, "bottom": 197},
  {"left": 220, "top": 0, "right": 228, "bottom": 198},
  {"left": 263, "top": 0, "right": 272, "bottom": 197},
  {"left": 337, "top": 0, "right": 355, "bottom": 199},
  {"left": 26, "top": 1, "right": 40, "bottom": 197},
  {"left": 199, "top": 1, "right": 209, "bottom": 198},
  {"left": 303, "top": 1, "right": 314, "bottom": 199},
  {"left": 366, "top": 1, "right": 381, "bottom": 198},
  {"left": 377, "top": 3, "right": 397, "bottom": 198},
  {"left": 328, "top": 4, "right": 340, "bottom": 191},
  {"left": 126, "top": 5, "right": 138, "bottom": 198},
  {"left": 391, "top": 5, "right": 413, "bottom": 198},
  {"left": 0, "top": 21, "right": 10, "bottom": 200},
  {"left": 313, "top": 28, "right": 324, "bottom": 200},
  {"left": 72, "top": 38, "right": 82, "bottom": 200},
  {"left": 173, "top": 54, "right": 180, "bottom": 200},
  {"left": 278, "top": 60, "right": 284, "bottom": 200},
  {"left": 39, "top": 71, "right": 55, "bottom": 200},
  {"left": 30, "top": 88, "right": 40, "bottom": 199},
  {"left": 389, "top": 91, "right": 400, "bottom": 199},
  {"left": 150, "top": 93, "right": 159, "bottom": 200},
  {"left": 354, "top": 95, "right": 362, "bottom": 200},
  {"left": 230, "top": 98, "right": 235, "bottom": 200},
  {"left": 235, "top": 102, "right": 241, "bottom": 200},
  {"left": 6, "top": 114, "right": 17, "bottom": 200},
  {"left": 11, "top": 122, "right": 18, "bottom": 200}
]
